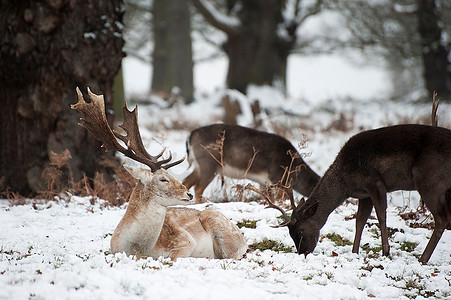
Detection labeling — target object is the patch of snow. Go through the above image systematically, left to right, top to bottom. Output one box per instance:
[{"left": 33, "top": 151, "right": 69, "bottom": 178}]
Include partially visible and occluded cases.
[{"left": 84, "top": 32, "right": 97, "bottom": 39}]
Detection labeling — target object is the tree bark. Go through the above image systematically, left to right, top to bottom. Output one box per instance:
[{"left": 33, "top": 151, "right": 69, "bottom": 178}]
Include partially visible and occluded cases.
[
  {"left": 152, "top": 0, "right": 194, "bottom": 103},
  {"left": 417, "top": 0, "right": 451, "bottom": 100},
  {"left": 0, "top": 1, "right": 125, "bottom": 195}
]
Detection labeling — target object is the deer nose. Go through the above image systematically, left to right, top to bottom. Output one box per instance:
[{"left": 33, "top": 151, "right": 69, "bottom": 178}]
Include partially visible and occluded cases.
[{"left": 187, "top": 192, "right": 193, "bottom": 200}]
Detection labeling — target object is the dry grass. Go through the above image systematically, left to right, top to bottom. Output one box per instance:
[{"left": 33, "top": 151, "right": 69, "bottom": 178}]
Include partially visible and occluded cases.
[
  {"left": 1, "top": 149, "right": 136, "bottom": 207},
  {"left": 399, "top": 209, "right": 435, "bottom": 230}
]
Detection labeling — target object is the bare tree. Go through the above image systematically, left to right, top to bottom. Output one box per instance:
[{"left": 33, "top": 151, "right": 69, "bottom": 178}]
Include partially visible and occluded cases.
[
  {"left": 123, "top": 0, "right": 194, "bottom": 103},
  {"left": 123, "top": 0, "right": 153, "bottom": 63},
  {"left": 192, "top": 0, "right": 324, "bottom": 93},
  {"left": 332, "top": 0, "right": 450, "bottom": 101},
  {"left": 0, "top": 1, "right": 124, "bottom": 195}
]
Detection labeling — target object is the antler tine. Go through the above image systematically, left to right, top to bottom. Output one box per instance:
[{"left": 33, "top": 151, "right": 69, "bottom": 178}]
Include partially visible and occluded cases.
[
  {"left": 72, "top": 87, "right": 181, "bottom": 172},
  {"left": 72, "top": 87, "right": 126, "bottom": 153},
  {"left": 113, "top": 102, "right": 150, "bottom": 157},
  {"left": 113, "top": 103, "right": 185, "bottom": 171},
  {"left": 153, "top": 147, "right": 167, "bottom": 160},
  {"left": 156, "top": 149, "right": 173, "bottom": 166},
  {"left": 157, "top": 150, "right": 186, "bottom": 170},
  {"left": 162, "top": 155, "right": 186, "bottom": 170},
  {"left": 272, "top": 165, "right": 296, "bottom": 210},
  {"left": 273, "top": 177, "right": 296, "bottom": 210},
  {"left": 245, "top": 183, "right": 290, "bottom": 227},
  {"left": 265, "top": 183, "right": 293, "bottom": 227}
]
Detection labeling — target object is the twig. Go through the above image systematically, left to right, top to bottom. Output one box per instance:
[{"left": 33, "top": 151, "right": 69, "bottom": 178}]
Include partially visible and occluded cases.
[
  {"left": 431, "top": 91, "right": 439, "bottom": 127},
  {"left": 243, "top": 147, "right": 259, "bottom": 179}
]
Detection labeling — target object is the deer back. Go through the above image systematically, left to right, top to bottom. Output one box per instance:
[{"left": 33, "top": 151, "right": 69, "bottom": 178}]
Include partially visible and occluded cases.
[{"left": 336, "top": 124, "right": 451, "bottom": 193}]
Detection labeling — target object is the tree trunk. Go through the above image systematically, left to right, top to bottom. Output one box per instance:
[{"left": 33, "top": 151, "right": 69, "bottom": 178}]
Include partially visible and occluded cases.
[
  {"left": 152, "top": 0, "right": 194, "bottom": 103},
  {"left": 192, "top": 0, "right": 297, "bottom": 94},
  {"left": 226, "top": 0, "right": 294, "bottom": 93},
  {"left": 417, "top": 0, "right": 451, "bottom": 101},
  {"left": 0, "top": 1, "right": 125, "bottom": 195}
]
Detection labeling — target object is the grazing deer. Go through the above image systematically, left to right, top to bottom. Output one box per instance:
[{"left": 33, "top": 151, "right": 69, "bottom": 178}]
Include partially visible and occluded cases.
[
  {"left": 71, "top": 88, "right": 247, "bottom": 260},
  {"left": 183, "top": 124, "right": 320, "bottom": 203},
  {"left": 268, "top": 124, "right": 451, "bottom": 263}
]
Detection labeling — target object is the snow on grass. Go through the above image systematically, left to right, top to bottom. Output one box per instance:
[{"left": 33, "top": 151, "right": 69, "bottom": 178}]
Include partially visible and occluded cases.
[{"left": 1, "top": 192, "right": 450, "bottom": 299}]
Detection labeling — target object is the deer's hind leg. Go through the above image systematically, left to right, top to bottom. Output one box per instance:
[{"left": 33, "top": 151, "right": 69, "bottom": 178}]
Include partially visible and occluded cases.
[
  {"left": 413, "top": 162, "right": 451, "bottom": 263},
  {"left": 182, "top": 169, "right": 211, "bottom": 203},
  {"left": 182, "top": 170, "right": 198, "bottom": 190},
  {"left": 417, "top": 189, "right": 448, "bottom": 263},
  {"left": 199, "top": 210, "right": 247, "bottom": 259}
]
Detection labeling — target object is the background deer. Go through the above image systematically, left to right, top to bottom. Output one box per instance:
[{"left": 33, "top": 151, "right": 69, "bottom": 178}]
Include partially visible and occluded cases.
[
  {"left": 72, "top": 88, "right": 247, "bottom": 260},
  {"left": 183, "top": 124, "right": 320, "bottom": 203},
  {"left": 270, "top": 124, "right": 451, "bottom": 263}
]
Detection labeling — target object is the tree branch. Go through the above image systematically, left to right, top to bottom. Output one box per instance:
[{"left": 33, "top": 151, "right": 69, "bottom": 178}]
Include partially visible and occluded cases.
[
  {"left": 191, "top": 0, "right": 240, "bottom": 35},
  {"left": 297, "top": 0, "right": 324, "bottom": 26}
]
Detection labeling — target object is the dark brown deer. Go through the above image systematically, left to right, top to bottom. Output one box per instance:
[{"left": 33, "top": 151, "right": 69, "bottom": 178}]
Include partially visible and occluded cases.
[
  {"left": 71, "top": 88, "right": 247, "bottom": 260},
  {"left": 183, "top": 124, "right": 320, "bottom": 203},
  {"left": 270, "top": 124, "right": 451, "bottom": 263}
]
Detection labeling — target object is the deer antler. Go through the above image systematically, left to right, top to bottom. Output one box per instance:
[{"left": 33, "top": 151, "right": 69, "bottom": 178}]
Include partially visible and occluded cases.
[
  {"left": 71, "top": 87, "right": 184, "bottom": 172},
  {"left": 278, "top": 165, "right": 297, "bottom": 209},
  {"left": 245, "top": 183, "right": 292, "bottom": 227}
]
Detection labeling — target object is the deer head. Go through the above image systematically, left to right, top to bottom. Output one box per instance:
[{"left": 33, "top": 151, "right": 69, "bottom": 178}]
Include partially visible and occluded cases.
[
  {"left": 123, "top": 165, "right": 192, "bottom": 207},
  {"left": 245, "top": 175, "right": 320, "bottom": 255},
  {"left": 287, "top": 199, "right": 320, "bottom": 255}
]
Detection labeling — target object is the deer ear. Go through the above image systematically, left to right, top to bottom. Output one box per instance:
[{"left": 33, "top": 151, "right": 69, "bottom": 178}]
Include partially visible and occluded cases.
[
  {"left": 123, "top": 165, "right": 153, "bottom": 183},
  {"left": 301, "top": 201, "right": 318, "bottom": 218}
]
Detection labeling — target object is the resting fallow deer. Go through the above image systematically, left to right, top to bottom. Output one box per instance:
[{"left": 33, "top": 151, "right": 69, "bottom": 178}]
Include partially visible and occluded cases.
[
  {"left": 71, "top": 88, "right": 247, "bottom": 260},
  {"left": 183, "top": 124, "right": 320, "bottom": 203},
  {"left": 268, "top": 124, "right": 451, "bottom": 263}
]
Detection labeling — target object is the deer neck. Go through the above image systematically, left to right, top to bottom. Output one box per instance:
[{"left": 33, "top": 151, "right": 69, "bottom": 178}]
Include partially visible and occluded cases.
[
  {"left": 309, "top": 166, "right": 350, "bottom": 228},
  {"left": 117, "top": 184, "right": 167, "bottom": 253}
]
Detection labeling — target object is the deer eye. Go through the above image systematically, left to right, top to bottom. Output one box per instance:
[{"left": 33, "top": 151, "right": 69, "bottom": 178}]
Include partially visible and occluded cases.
[{"left": 159, "top": 177, "right": 169, "bottom": 183}]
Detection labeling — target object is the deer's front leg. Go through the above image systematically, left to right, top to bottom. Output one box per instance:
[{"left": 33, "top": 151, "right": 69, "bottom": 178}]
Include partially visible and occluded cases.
[
  {"left": 368, "top": 181, "right": 389, "bottom": 256},
  {"left": 353, "top": 197, "right": 373, "bottom": 254}
]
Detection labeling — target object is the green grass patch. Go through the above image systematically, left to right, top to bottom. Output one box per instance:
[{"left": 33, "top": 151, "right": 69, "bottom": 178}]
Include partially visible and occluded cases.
[
  {"left": 277, "top": 213, "right": 291, "bottom": 220},
  {"left": 236, "top": 219, "right": 258, "bottom": 229},
  {"left": 325, "top": 233, "right": 353, "bottom": 246},
  {"left": 249, "top": 239, "right": 293, "bottom": 253},
  {"left": 400, "top": 241, "right": 418, "bottom": 253},
  {"left": 361, "top": 244, "right": 383, "bottom": 259},
  {"left": 303, "top": 274, "right": 314, "bottom": 281}
]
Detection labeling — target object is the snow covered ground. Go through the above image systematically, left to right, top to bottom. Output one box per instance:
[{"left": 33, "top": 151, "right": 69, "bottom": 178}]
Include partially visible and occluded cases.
[
  {"left": 1, "top": 78, "right": 451, "bottom": 299},
  {"left": 2, "top": 194, "right": 450, "bottom": 300}
]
